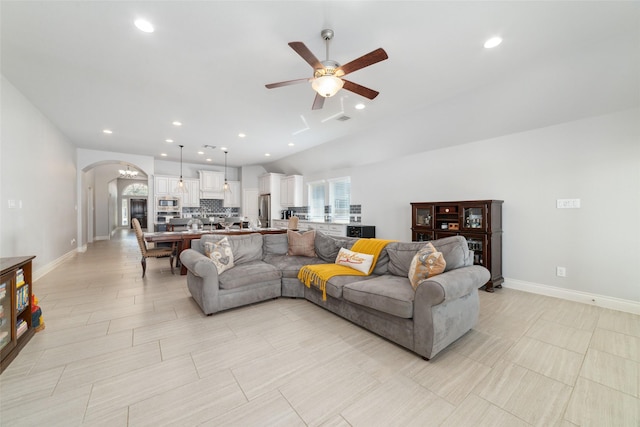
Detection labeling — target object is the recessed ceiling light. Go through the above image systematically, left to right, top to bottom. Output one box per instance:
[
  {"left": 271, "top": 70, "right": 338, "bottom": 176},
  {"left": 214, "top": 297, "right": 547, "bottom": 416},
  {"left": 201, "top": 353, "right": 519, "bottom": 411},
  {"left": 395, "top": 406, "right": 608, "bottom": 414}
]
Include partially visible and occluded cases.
[
  {"left": 134, "top": 19, "right": 154, "bottom": 33},
  {"left": 484, "top": 36, "right": 503, "bottom": 49},
  {"left": 355, "top": 103, "right": 365, "bottom": 110},
  {"left": 172, "top": 121, "right": 182, "bottom": 126},
  {"left": 102, "top": 129, "right": 113, "bottom": 134},
  {"left": 238, "top": 133, "right": 246, "bottom": 138},
  {"left": 165, "top": 139, "right": 173, "bottom": 143},
  {"left": 288, "top": 142, "right": 295, "bottom": 146},
  {"left": 220, "top": 147, "right": 227, "bottom": 151},
  {"left": 197, "top": 151, "right": 204, "bottom": 155},
  {"left": 161, "top": 153, "right": 168, "bottom": 157},
  {"left": 265, "top": 153, "right": 271, "bottom": 157},
  {"left": 206, "top": 158, "right": 212, "bottom": 162}
]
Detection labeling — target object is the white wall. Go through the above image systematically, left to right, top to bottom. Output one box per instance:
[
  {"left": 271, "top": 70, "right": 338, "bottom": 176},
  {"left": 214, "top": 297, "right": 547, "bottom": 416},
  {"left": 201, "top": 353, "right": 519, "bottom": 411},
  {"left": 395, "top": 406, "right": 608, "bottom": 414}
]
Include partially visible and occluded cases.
[
  {"left": 0, "top": 76, "right": 77, "bottom": 274},
  {"left": 268, "top": 109, "right": 640, "bottom": 304}
]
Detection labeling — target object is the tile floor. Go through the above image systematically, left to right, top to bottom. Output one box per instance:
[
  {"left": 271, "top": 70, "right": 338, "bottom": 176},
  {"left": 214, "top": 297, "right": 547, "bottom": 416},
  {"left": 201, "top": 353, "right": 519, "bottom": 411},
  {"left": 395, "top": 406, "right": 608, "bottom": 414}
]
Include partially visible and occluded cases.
[{"left": 1, "top": 229, "right": 639, "bottom": 426}]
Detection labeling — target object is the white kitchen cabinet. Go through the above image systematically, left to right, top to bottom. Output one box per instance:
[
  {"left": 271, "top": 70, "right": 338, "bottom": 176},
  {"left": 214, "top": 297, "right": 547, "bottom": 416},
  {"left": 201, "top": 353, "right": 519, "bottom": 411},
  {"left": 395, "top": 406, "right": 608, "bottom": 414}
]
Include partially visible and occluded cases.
[
  {"left": 199, "top": 170, "right": 225, "bottom": 199},
  {"left": 258, "top": 173, "right": 284, "bottom": 196},
  {"left": 155, "top": 175, "right": 183, "bottom": 198},
  {"left": 279, "top": 175, "right": 303, "bottom": 208},
  {"left": 155, "top": 176, "right": 170, "bottom": 195},
  {"left": 182, "top": 179, "right": 200, "bottom": 207},
  {"left": 223, "top": 181, "right": 241, "bottom": 207},
  {"left": 326, "top": 224, "right": 347, "bottom": 237}
]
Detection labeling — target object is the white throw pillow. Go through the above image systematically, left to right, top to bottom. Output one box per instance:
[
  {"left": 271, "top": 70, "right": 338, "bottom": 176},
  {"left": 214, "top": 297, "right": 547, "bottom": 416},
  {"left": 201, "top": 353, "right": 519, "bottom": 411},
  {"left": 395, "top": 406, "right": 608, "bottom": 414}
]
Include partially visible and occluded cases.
[
  {"left": 203, "top": 237, "right": 235, "bottom": 274},
  {"left": 335, "top": 247, "right": 374, "bottom": 274}
]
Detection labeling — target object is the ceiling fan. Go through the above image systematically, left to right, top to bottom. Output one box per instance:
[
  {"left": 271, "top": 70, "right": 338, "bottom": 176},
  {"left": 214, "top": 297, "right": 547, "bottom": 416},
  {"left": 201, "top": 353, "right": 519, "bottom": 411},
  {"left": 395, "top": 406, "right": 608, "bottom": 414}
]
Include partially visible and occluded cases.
[{"left": 265, "top": 29, "right": 388, "bottom": 110}]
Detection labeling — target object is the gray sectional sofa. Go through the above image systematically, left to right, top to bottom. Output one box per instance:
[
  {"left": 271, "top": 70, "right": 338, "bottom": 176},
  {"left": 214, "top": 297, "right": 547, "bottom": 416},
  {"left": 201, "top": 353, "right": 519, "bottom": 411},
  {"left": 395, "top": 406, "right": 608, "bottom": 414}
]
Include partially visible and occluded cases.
[{"left": 179, "top": 232, "right": 489, "bottom": 359}]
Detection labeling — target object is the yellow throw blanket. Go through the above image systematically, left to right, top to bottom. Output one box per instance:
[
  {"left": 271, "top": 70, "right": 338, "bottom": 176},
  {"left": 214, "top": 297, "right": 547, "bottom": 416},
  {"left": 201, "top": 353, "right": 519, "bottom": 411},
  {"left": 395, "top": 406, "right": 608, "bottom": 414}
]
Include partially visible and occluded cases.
[{"left": 298, "top": 238, "right": 395, "bottom": 301}]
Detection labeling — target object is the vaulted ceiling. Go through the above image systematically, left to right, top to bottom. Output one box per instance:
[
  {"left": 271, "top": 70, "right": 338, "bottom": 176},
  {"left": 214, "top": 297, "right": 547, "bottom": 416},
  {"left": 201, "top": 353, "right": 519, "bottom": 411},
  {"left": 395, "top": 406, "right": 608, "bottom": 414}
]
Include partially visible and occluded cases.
[{"left": 2, "top": 1, "right": 638, "bottom": 168}]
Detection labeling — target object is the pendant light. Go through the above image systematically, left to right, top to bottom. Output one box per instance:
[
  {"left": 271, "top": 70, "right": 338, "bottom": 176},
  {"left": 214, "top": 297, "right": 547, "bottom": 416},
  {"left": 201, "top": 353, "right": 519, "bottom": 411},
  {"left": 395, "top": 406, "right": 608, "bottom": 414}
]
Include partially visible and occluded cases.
[
  {"left": 174, "top": 144, "right": 188, "bottom": 193},
  {"left": 223, "top": 150, "right": 230, "bottom": 192}
]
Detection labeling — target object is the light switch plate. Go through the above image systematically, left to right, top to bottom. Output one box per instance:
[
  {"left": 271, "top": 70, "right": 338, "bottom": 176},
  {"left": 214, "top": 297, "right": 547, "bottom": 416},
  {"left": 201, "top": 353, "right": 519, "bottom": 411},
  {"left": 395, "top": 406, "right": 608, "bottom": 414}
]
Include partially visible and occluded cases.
[{"left": 557, "top": 199, "right": 581, "bottom": 209}]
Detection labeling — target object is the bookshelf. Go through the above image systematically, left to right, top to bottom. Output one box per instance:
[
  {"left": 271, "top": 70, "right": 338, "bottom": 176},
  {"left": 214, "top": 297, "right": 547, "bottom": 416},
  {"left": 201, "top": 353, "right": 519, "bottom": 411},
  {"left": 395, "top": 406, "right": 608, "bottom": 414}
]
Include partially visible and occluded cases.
[{"left": 1, "top": 256, "right": 36, "bottom": 373}]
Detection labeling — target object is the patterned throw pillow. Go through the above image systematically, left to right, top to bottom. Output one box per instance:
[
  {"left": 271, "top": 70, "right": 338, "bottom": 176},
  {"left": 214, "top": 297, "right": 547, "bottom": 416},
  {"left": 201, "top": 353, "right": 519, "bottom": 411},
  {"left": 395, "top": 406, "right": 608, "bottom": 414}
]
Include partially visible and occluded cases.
[
  {"left": 287, "top": 230, "right": 317, "bottom": 257},
  {"left": 203, "top": 236, "right": 235, "bottom": 274},
  {"left": 407, "top": 242, "right": 446, "bottom": 290},
  {"left": 335, "top": 247, "right": 374, "bottom": 274}
]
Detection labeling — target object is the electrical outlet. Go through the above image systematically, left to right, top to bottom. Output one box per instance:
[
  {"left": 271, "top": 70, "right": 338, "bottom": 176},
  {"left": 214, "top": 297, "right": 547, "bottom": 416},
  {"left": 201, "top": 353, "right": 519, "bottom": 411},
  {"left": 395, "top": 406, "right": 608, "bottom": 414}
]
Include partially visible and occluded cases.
[
  {"left": 70, "top": 238, "right": 76, "bottom": 246},
  {"left": 556, "top": 266, "right": 567, "bottom": 277}
]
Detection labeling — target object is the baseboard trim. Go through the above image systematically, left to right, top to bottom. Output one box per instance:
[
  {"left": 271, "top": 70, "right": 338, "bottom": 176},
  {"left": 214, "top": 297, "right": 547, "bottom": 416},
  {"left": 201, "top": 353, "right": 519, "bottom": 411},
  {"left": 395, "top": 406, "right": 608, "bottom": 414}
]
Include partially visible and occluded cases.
[
  {"left": 94, "top": 235, "right": 109, "bottom": 241},
  {"left": 33, "top": 248, "right": 77, "bottom": 282},
  {"left": 504, "top": 278, "right": 639, "bottom": 315}
]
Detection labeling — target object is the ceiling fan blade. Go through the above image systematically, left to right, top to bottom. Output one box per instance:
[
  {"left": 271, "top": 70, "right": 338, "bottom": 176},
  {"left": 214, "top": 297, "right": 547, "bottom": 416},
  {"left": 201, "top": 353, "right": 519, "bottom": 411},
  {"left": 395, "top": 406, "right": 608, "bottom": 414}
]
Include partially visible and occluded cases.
[
  {"left": 288, "top": 41, "right": 323, "bottom": 69},
  {"left": 335, "top": 48, "right": 388, "bottom": 77},
  {"left": 265, "top": 78, "right": 310, "bottom": 89},
  {"left": 342, "top": 79, "right": 380, "bottom": 100},
  {"left": 312, "top": 93, "right": 325, "bottom": 110}
]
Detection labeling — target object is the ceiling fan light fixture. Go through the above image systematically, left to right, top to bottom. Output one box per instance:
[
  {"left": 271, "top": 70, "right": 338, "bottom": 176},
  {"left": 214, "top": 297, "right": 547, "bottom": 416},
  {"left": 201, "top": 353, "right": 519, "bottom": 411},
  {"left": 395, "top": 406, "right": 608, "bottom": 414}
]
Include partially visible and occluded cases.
[{"left": 312, "top": 75, "right": 344, "bottom": 98}]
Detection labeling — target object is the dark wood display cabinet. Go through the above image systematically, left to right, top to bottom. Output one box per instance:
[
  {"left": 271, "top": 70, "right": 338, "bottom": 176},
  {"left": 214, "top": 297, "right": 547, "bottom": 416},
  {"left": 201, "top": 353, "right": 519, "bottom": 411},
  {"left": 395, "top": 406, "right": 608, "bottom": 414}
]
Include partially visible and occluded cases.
[
  {"left": 411, "top": 200, "right": 503, "bottom": 292},
  {"left": 1, "top": 256, "right": 35, "bottom": 373}
]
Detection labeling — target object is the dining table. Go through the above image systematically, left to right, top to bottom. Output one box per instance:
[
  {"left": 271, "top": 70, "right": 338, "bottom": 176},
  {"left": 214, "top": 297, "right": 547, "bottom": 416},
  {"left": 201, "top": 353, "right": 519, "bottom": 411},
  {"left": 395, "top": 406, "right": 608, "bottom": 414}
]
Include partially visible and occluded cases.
[{"left": 144, "top": 228, "right": 288, "bottom": 275}]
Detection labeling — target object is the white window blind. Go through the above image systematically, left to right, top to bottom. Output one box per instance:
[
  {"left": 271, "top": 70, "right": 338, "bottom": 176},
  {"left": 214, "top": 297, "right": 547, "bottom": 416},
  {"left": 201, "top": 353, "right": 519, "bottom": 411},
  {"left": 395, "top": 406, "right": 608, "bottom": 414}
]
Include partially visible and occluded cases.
[
  {"left": 329, "top": 177, "right": 350, "bottom": 222},
  {"left": 308, "top": 181, "right": 325, "bottom": 221}
]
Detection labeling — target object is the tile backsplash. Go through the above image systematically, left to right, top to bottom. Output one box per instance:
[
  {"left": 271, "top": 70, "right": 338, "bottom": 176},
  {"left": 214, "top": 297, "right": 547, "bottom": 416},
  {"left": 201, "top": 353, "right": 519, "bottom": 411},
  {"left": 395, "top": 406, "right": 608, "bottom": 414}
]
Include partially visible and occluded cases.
[
  {"left": 183, "top": 199, "right": 239, "bottom": 217},
  {"left": 183, "top": 201, "right": 362, "bottom": 223}
]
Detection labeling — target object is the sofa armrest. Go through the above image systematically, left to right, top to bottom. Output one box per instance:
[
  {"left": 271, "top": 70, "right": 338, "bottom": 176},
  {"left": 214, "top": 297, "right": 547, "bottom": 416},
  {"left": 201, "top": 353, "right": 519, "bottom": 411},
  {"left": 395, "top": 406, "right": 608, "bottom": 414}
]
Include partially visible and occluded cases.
[
  {"left": 180, "top": 249, "right": 219, "bottom": 279},
  {"left": 415, "top": 265, "right": 490, "bottom": 305}
]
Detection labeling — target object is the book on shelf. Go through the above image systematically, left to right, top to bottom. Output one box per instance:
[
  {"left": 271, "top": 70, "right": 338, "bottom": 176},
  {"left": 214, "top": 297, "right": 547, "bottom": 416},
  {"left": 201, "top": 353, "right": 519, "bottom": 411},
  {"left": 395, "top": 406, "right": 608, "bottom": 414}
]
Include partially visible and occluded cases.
[
  {"left": 16, "top": 268, "right": 25, "bottom": 286},
  {"left": 16, "top": 284, "right": 29, "bottom": 312},
  {"left": 16, "top": 319, "right": 28, "bottom": 338}
]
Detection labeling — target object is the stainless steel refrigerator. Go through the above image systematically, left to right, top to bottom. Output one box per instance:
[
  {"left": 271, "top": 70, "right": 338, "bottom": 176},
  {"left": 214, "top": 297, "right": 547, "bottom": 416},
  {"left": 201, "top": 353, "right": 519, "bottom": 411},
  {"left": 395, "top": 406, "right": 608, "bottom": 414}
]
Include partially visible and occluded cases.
[{"left": 258, "top": 194, "right": 271, "bottom": 228}]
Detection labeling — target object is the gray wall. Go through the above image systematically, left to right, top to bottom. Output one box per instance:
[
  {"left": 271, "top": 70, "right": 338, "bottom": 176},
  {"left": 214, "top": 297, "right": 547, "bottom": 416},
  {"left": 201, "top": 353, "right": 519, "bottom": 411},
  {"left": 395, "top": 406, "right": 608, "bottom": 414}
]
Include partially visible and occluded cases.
[
  {"left": 0, "top": 76, "right": 77, "bottom": 274},
  {"left": 267, "top": 108, "right": 640, "bottom": 303}
]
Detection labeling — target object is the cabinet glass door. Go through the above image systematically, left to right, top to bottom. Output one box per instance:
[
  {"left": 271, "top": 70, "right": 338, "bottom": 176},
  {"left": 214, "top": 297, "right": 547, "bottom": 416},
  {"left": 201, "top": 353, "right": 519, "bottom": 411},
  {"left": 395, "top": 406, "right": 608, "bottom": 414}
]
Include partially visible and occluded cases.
[
  {"left": 415, "top": 206, "right": 433, "bottom": 227},
  {"left": 462, "top": 206, "right": 484, "bottom": 231},
  {"left": 466, "top": 235, "right": 487, "bottom": 266},
  {"left": 0, "top": 278, "right": 11, "bottom": 353}
]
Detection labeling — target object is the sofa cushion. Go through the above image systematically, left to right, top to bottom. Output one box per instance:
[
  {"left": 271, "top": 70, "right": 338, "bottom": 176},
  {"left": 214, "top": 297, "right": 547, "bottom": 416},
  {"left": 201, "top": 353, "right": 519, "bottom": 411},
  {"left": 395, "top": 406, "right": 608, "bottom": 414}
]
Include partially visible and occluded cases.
[
  {"left": 288, "top": 230, "right": 317, "bottom": 257},
  {"left": 314, "top": 231, "right": 355, "bottom": 263},
  {"left": 200, "top": 233, "right": 263, "bottom": 265},
  {"left": 263, "top": 233, "right": 288, "bottom": 256},
  {"left": 387, "top": 236, "right": 471, "bottom": 276},
  {"left": 432, "top": 236, "right": 473, "bottom": 270},
  {"left": 203, "top": 237, "right": 235, "bottom": 274},
  {"left": 407, "top": 242, "right": 446, "bottom": 290},
  {"left": 335, "top": 248, "right": 374, "bottom": 274},
  {"left": 263, "top": 254, "right": 326, "bottom": 279},
  {"left": 218, "top": 260, "right": 282, "bottom": 290},
  {"left": 325, "top": 274, "right": 377, "bottom": 299},
  {"left": 343, "top": 276, "right": 415, "bottom": 319}
]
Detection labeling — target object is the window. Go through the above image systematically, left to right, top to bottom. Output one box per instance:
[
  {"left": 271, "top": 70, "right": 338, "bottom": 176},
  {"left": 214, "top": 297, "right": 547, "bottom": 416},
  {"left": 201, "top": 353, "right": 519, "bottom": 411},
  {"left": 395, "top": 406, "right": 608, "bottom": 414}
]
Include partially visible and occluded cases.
[
  {"left": 308, "top": 177, "right": 351, "bottom": 223},
  {"left": 329, "top": 177, "right": 350, "bottom": 222},
  {"left": 308, "top": 181, "right": 325, "bottom": 221},
  {"left": 122, "top": 183, "right": 148, "bottom": 196}
]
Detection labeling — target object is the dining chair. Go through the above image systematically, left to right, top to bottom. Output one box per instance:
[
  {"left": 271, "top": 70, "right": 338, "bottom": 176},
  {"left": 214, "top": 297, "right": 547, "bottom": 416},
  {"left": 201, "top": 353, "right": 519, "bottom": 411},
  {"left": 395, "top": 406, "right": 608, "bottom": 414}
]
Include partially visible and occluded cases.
[{"left": 132, "top": 218, "right": 175, "bottom": 277}]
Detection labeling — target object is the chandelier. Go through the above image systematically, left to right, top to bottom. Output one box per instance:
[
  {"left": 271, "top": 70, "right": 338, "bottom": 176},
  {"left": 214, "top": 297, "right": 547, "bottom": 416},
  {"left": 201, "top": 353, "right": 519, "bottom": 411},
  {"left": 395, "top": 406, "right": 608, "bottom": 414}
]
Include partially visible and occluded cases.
[{"left": 119, "top": 166, "right": 139, "bottom": 178}]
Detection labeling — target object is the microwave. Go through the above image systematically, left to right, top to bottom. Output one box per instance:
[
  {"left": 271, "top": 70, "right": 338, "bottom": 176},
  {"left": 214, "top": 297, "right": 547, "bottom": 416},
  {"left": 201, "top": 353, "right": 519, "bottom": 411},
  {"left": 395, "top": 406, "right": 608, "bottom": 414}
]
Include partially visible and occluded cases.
[
  {"left": 156, "top": 197, "right": 181, "bottom": 212},
  {"left": 158, "top": 199, "right": 179, "bottom": 207}
]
